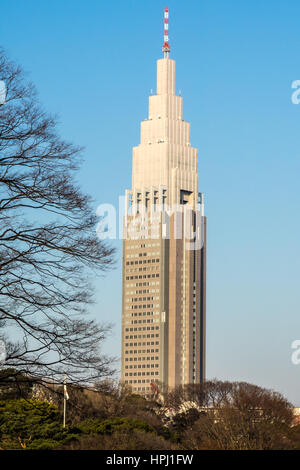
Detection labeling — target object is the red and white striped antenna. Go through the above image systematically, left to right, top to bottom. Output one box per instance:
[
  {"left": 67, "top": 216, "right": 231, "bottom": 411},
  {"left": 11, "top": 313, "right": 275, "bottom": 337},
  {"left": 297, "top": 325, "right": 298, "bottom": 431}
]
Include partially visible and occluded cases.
[{"left": 162, "top": 6, "right": 170, "bottom": 57}]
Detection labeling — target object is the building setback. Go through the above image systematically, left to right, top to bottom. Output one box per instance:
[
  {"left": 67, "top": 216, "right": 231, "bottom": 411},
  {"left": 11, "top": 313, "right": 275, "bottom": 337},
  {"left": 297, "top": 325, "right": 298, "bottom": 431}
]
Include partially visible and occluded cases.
[{"left": 121, "top": 7, "right": 206, "bottom": 394}]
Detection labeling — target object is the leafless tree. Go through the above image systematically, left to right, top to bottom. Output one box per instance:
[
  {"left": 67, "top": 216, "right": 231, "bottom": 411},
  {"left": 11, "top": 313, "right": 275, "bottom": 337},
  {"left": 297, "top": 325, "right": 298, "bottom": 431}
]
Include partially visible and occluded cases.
[
  {"left": 0, "top": 48, "right": 116, "bottom": 389},
  {"left": 163, "top": 379, "right": 234, "bottom": 413},
  {"left": 172, "top": 380, "right": 295, "bottom": 450}
]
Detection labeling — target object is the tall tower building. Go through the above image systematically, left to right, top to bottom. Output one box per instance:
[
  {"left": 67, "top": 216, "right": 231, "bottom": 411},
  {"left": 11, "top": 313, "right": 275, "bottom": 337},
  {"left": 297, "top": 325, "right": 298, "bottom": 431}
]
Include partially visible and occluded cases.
[{"left": 121, "top": 7, "right": 206, "bottom": 394}]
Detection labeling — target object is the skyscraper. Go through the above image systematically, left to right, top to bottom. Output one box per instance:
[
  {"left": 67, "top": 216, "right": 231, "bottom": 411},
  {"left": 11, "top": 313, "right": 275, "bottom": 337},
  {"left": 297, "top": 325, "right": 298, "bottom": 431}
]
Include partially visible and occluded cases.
[{"left": 121, "top": 7, "right": 206, "bottom": 394}]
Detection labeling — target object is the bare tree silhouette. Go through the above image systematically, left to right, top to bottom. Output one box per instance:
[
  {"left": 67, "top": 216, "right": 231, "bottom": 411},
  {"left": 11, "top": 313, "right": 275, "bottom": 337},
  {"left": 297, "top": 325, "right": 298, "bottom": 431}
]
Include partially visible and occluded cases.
[{"left": 0, "top": 49, "right": 115, "bottom": 389}]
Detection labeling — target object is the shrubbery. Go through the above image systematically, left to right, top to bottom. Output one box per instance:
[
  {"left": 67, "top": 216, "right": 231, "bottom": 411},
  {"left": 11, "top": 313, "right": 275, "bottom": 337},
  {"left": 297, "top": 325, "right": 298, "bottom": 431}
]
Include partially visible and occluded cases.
[
  {"left": 1, "top": 380, "right": 299, "bottom": 450},
  {"left": 0, "top": 398, "right": 175, "bottom": 450},
  {"left": 0, "top": 399, "right": 73, "bottom": 449},
  {"left": 74, "top": 417, "right": 156, "bottom": 436}
]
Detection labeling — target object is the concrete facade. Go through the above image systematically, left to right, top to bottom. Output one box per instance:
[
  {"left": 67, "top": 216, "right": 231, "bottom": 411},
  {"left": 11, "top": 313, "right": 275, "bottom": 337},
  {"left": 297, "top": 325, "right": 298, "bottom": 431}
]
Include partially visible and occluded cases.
[{"left": 121, "top": 52, "right": 206, "bottom": 394}]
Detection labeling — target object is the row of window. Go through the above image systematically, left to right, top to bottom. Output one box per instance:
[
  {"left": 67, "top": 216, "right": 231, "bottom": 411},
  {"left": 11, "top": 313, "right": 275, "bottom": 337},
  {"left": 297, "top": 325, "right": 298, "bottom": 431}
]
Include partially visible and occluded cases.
[
  {"left": 129, "top": 234, "right": 161, "bottom": 240},
  {"left": 126, "top": 243, "right": 160, "bottom": 250},
  {"left": 126, "top": 251, "right": 160, "bottom": 259},
  {"left": 126, "top": 258, "right": 160, "bottom": 266},
  {"left": 126, "top": 266, "right": 160, "bottom": 273},
  {"left": 126, "top": 268, "right": 159, "bottom": 275},
  {"left": 126, "top": 274, "right": 160, "bottom": 280},
  {"left": 126, "top": 281, "right": 159, "bottom": 287},
  {"left": 127, "top": 289, "right": 159, "bottom": 295},
  {"left": 126, "top": 296, "right": 157, "bottom": 302},
  {"left": 126, "top": 303, "right": 155, "bottom": 308},
  {"left": 127, "top": 304, "right": 157, "bottom": 310},
  {"left": 125, "top": 312, "right": 158, "bottom": 318},
  {"left": 124, "top": 319, "right": 159, "bottom": 326},
  {"left": 125, "top": 326, "right": 160, "bottom": 332},
  {"left": 125, "top": 334, "right": 159, "bottom": 339},
  {"left": 125, "top": 342, "right": 159, "bottom": 347},
  {"left": 125, "top": 349, "right": 159, "bottom": 354},
  {"left": 125, "top": 357, "right": 159, "bottom": 362},
  {"left": 124, "top": 365, "right": 158, "bottom": 370},
  {"left": 125, "top": 370, "right": 159, "bottom": 376}
]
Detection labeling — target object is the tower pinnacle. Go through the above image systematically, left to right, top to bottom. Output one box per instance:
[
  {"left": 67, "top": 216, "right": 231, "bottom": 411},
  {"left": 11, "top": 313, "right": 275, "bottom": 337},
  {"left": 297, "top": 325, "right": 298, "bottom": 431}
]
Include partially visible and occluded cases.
[{"left": 162, "top": 6, "right": 170, "bottom": 58}]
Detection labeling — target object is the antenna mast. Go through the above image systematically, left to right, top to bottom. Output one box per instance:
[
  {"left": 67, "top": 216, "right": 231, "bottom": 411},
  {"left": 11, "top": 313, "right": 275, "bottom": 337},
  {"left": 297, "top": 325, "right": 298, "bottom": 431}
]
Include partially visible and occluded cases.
[{"left": 162, "top": 6, "right": 170, "bottom": 58}]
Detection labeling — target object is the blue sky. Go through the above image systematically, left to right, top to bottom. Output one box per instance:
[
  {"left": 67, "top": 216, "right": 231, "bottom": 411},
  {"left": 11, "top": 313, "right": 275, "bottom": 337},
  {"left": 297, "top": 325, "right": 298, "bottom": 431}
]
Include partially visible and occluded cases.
[{"left": 2, "top": 0, "right": 300, "bottom": 404}]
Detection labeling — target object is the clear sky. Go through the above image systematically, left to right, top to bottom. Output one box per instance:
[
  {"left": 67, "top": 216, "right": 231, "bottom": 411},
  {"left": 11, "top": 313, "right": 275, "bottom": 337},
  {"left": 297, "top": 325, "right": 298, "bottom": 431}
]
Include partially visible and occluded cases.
[{"left": 2, "top": 0, "right": 300, "bottom": 404}]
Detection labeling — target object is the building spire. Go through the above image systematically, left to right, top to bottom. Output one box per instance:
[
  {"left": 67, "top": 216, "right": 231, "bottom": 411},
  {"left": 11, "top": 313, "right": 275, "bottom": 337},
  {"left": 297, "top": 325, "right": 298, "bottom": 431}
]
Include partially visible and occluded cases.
[{"left": 162, "top": 6, "right": 170, "bottom": 58}]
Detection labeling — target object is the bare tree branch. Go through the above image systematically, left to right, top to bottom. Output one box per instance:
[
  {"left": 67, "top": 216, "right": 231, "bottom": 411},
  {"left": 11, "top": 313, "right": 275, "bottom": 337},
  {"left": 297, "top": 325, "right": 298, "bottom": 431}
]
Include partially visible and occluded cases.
[{"left": 0, "top": 48, "right": 116, "bottom": 388}]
